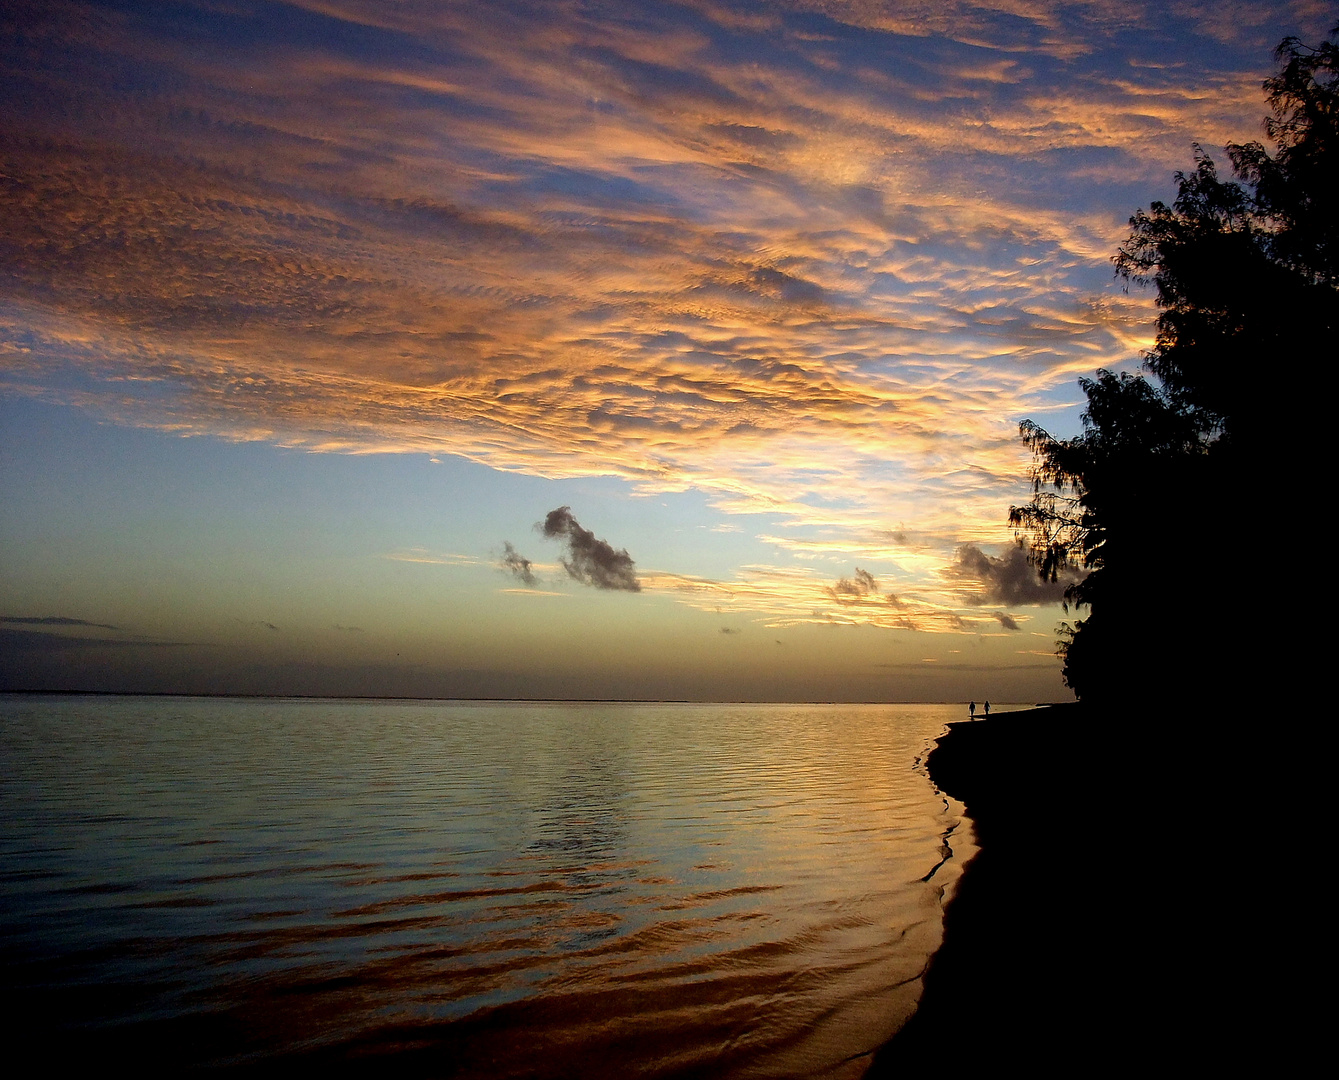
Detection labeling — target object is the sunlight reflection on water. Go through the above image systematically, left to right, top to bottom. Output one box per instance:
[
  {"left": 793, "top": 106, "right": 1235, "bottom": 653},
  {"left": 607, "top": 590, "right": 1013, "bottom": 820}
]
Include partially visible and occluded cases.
[{"left": 0, "top": 696, "right": 974, "bottom": 1077}]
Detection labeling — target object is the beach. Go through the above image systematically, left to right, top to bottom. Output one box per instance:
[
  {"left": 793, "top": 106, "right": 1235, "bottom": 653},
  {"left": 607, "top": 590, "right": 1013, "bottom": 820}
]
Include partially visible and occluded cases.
[{"left": 872, "top": 701, "right": 1261, "bottom": 1071}]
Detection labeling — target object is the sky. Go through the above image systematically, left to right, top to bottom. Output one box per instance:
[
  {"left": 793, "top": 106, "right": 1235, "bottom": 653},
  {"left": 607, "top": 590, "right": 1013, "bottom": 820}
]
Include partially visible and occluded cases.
[{"left": 2, "top": 0, "right": 1331, "bottom": 701}]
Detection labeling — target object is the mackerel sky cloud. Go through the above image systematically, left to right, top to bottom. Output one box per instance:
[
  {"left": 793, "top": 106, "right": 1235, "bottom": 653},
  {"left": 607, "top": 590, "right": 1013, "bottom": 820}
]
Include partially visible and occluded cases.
[{"left": 1, "top": 0, "right": 1328, "bottom": 697}]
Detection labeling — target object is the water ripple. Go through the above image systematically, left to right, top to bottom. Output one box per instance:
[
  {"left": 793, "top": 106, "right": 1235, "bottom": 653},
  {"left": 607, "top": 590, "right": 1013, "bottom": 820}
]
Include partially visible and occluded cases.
[{"left": 0, "top": 696, "right": 974, "bottom": 1077}]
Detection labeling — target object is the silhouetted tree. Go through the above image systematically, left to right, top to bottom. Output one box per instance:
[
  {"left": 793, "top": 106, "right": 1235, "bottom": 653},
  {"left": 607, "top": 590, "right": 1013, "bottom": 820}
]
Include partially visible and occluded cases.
[{"left": 1012, "top": 30, "right": 1337, "bottom": 704}]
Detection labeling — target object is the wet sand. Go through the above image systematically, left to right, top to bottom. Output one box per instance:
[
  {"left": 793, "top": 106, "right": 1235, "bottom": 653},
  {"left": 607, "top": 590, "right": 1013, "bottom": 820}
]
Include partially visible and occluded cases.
[{"left": 870, "top": 702, "right": 1262, "bottom": 1071}]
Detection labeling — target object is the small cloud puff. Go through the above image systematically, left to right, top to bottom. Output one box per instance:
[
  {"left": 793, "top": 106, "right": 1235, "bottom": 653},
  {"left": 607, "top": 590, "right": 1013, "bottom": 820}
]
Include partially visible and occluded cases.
[
  {"left": 539, "top": 507, "right": 641, "bottom": 592},
  {"left": 499, "top": 541, "right": 538, "bottom": 587}
]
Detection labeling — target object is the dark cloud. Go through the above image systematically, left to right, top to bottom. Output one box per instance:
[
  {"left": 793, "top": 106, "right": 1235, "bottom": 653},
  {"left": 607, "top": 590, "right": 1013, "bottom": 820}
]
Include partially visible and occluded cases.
[
  {"left": 539, "top": 507, "right": 641, "bottom": 592},
  {"left": 499, "top": 541, "right": 538, "bottom": 587},
  {"left": 946, "top": 543, "right": 1076, "bottom": 606},
  {"left": 826, "top": 567, "right": 879, "bottom": 602},
  {"left": 827, "top": 567, "right": 910, "bottom": 609},
  {"left": 992, "top": 611, "right": 1020, "bottom": 630},
  {"left": 885, "top": 612, "right": 965, "bottom": 632},
  {"left": 1, "top": 614, "right": 118, "bottom": 629},
  {"left": 233, "top": 618, "right": 280, "bottom": 631},
  {"left": 720, "top": 627, "right": 741, "bottom": 635}
]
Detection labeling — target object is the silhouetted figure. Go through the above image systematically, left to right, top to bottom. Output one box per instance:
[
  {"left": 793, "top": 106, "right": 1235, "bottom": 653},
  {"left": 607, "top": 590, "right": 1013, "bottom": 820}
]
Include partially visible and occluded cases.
[
  {"left": 969, "top": 701, "right": 976, "bottom": 719},
  {"left": 984, "top": 701, "right": 990, "bottom": 717}
]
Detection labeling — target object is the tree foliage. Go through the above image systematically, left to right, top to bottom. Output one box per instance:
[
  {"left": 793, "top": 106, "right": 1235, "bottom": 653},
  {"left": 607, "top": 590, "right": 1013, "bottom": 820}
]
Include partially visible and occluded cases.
[{"left": 1011, "top": 31, "right": 1337, "bottom": 702}]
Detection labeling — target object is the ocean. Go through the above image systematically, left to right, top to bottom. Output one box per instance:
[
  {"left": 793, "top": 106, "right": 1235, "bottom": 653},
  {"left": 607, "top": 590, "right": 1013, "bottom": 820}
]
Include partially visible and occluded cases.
[{"left": 0, "top": 695, "right": 979, "bottom": 1077}]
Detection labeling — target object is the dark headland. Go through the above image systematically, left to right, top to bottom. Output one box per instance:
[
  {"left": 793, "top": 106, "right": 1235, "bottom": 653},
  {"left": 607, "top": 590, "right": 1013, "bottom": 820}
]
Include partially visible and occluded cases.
[{"left": 869, "top": 701, "right": 1271, "bottom": 1072}]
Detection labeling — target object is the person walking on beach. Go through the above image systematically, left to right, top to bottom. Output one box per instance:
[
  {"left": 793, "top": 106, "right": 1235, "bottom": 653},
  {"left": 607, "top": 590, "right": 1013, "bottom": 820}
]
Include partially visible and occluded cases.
[
  {"left": 969, "top": 701, "right": 976, "bottom": 719},
  {"left": 984, "top": 701, "right": 990, "bottom": 718}
]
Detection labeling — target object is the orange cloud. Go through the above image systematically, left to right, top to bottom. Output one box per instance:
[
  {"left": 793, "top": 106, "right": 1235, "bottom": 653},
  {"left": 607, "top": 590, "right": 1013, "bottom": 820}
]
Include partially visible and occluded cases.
[{"left": 3, "top": 0, "right": 1325, "bottom": 631}]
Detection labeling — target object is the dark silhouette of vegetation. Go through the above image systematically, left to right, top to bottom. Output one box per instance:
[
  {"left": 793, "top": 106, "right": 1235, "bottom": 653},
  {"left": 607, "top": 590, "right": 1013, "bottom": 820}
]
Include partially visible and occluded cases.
[{"left": 1012, "top": 30, "right": 1337, "bottom": 703}]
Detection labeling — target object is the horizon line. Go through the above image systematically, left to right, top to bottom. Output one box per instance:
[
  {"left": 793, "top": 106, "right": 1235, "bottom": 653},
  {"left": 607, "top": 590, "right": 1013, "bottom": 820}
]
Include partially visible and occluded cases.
[{"left": 0, "top": 689, "right": 1069, "bottom": 707}]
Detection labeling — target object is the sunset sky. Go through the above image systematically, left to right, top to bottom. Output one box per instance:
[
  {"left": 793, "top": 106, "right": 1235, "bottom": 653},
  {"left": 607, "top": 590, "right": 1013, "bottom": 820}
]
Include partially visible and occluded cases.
[{"left": 2, "top": 0, "right": 1328, "bottom": 700}]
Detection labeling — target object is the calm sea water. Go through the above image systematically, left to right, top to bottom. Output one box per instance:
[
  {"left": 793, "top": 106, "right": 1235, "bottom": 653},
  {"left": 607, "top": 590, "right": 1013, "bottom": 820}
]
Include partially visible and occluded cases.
[{"left": 0, "top": 696, "right": 978, "bottom": 1077}]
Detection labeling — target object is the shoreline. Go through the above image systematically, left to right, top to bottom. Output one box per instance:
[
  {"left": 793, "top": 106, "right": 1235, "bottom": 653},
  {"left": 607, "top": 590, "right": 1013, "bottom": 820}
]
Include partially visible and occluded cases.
[
  {"left": 870, "top": 700, "right": 1261, "bottom": 1070},
  {"left": 870, "top": 703, "right": 1095, "bottom": 1069}
]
